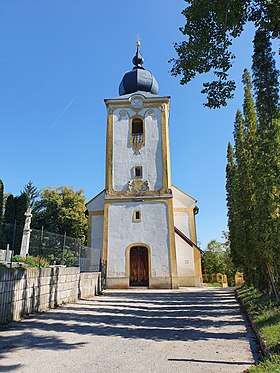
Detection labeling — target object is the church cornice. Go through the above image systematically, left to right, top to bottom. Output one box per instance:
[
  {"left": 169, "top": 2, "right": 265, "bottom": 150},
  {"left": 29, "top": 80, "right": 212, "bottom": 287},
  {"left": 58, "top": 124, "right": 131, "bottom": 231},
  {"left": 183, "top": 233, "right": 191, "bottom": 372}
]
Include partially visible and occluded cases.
[
  {"left": 104, "top": 94, "right": 170, "bottom": 106},
  {"left": 104, "top": 193, "right": 173, "bottom": 202}
]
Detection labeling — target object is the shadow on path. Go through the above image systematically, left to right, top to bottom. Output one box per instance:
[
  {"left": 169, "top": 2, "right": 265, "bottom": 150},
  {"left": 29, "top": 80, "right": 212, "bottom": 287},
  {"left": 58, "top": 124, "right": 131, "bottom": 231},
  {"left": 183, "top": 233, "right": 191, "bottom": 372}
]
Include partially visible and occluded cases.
[{"left": 0, "top": 288, "right": 259, "bottom": 370}]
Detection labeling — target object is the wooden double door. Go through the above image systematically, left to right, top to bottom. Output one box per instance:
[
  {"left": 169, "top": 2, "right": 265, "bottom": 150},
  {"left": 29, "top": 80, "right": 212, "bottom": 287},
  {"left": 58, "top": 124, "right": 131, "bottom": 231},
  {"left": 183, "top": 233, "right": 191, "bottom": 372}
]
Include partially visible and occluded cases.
[{"left": 129, "top": 246, "right": 149, "bottom": 286}]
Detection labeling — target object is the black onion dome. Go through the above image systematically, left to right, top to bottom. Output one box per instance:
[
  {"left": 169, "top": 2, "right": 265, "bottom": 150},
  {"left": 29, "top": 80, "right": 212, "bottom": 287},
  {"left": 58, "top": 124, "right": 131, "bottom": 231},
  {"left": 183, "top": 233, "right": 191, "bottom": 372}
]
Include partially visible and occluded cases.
[{"left": 119, "top": 43, "right": 159, "bottom": 96}]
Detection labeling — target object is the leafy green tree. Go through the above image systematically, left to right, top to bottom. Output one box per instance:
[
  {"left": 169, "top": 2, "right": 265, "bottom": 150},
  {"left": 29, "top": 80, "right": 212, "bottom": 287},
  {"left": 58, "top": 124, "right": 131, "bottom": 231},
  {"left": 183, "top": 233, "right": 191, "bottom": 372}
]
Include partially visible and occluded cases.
[
  {"left": 170, "top": 1, "right": 279, "bottom": 108},
  {"left": 21, "top": 180, "right": 39, "bottom": 208},
  {"left": 32, "top": 186, "right": 88, "bottom": 244},
  {"left": 221, "top": 232, "right": 236, "bottom": 286},
  {"left": 202, "top": 235, "right": 235, "bottom": 285},
  {"left": 202, "top": 239, "right": 226, "bottom": 278}
]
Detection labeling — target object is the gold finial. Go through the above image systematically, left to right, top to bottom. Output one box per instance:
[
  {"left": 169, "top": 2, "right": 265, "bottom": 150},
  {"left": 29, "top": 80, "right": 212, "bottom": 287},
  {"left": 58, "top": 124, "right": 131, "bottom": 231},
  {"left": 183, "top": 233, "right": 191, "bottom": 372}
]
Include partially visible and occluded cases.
[{"left": 136, "top": 34, "right": 141, "bottom": 46}]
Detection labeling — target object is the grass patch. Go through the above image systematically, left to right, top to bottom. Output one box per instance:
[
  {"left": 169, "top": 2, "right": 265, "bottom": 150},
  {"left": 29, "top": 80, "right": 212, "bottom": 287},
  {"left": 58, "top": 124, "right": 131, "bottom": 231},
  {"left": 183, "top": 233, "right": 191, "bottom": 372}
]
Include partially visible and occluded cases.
[
  {"left": 10, "top": 255, "right": 50, "bottom": 268},
  {"left": 206, "top": 282, "right": 222, "bottom": 288},
  {"left": 237, "top": 285, "right": 280, "bottom": 372},
  {"left": 245, "top": 355, "right": 280, "bottom": 372}
]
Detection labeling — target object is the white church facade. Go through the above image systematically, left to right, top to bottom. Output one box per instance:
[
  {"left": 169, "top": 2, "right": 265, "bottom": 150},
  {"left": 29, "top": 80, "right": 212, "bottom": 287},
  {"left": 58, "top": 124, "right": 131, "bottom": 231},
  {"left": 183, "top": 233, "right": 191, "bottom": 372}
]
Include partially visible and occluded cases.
[{"left": 86, "top": 43, "right": 202, "bottom": 289}]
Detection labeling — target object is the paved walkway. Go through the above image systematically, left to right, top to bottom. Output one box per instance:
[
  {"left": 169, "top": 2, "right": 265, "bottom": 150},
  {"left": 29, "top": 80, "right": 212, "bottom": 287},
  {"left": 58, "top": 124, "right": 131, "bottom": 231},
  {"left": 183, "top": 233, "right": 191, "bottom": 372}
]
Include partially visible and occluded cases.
[{"left": 0, "top": 288, "right": 258, "bottom": 373}]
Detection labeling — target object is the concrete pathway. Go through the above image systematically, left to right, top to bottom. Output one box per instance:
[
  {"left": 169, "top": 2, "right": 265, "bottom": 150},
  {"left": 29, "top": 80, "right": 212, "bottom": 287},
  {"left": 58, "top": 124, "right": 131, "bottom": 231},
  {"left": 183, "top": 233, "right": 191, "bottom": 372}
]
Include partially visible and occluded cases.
[{"left": 0, "top": 288, "right": 258, "bottom": 373}]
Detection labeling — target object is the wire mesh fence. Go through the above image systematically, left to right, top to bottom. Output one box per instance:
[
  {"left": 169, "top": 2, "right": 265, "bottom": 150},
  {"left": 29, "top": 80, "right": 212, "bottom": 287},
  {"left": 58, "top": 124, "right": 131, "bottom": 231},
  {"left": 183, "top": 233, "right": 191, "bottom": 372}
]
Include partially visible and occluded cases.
[
  {"left": 0, "top": 222, "right": 102, "bottom": 272},
  {"left": 0, "top": 223, "right": 20, "bottom": 253},
  {"left": 29, "top": 228, "right": 81, "bottom": 267},
  {"left": 29, "top": 229, "right": 102, "bottom": 270},
  {"left": 80, "top": 246, "right": 102, "bottom": 272}
]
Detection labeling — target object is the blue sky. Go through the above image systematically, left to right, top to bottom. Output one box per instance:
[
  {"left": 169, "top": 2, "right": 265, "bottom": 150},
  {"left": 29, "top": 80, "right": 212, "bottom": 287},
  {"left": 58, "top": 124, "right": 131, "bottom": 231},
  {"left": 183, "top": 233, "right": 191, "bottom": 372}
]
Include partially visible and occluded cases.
[{"left": 1, "top": 1, "right": 278, "bottom": 248}]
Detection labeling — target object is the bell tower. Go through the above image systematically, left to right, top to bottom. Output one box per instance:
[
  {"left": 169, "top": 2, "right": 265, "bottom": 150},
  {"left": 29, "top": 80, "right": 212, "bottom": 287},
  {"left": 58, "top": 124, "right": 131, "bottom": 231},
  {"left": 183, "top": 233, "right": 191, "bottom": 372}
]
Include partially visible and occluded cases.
[{"left": 102, "top": 42, "right": 178, "bottom": 289}]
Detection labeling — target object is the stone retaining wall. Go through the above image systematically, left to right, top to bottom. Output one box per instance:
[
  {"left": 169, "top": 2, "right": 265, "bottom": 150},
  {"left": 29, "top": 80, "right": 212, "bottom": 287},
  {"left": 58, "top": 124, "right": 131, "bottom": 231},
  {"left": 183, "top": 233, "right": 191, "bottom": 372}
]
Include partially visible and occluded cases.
[{"left": 0, "top": 267, "right": 101, "bottom": 324}]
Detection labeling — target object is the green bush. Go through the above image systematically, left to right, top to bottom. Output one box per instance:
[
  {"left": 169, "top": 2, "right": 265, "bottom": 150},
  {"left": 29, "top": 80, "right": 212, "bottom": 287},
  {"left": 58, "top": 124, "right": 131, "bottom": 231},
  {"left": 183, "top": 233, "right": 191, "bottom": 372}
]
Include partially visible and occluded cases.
[
  {"left": 12, "top": 255, "right": 26, "bottom": 262},
  {"left": 25, "top": 256, "right": 49, "bottom": 268}
]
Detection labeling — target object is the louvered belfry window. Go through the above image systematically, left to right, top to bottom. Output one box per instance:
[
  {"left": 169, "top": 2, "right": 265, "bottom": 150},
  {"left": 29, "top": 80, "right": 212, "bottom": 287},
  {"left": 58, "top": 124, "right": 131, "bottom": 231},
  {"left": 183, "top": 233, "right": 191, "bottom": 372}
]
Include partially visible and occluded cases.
[{"left": 132, "top": 118, "right": 143, "bottom": 135}]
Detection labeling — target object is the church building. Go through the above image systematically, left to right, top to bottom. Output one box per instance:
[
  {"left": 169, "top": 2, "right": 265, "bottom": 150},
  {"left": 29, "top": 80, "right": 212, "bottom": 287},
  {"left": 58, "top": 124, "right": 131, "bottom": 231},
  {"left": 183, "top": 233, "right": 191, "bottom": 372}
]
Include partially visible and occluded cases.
[{"left": 86, "top": 42, "right": 202, "bottom": 289}]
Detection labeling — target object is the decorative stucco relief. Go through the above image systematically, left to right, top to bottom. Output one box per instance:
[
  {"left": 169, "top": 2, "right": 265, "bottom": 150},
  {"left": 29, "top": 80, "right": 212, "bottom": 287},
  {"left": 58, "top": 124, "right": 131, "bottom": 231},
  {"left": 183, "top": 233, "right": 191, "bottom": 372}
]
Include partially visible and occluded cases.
[
  {"left": 132, "top": 134, "right": 144, "bottom": 155},
  {"left": 127, "top": 179, "right": 150, "bottom": 192}
]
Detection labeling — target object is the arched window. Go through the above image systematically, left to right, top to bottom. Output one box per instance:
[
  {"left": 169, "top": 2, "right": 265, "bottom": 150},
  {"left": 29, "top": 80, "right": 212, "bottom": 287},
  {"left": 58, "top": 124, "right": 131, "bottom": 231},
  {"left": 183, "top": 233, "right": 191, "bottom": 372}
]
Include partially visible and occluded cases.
[
  {"left": 131, "top": 118, "right": 144, "bottom": 154},
  {"left": 132, "top": 118, "right": 143, "bottom": 135}
]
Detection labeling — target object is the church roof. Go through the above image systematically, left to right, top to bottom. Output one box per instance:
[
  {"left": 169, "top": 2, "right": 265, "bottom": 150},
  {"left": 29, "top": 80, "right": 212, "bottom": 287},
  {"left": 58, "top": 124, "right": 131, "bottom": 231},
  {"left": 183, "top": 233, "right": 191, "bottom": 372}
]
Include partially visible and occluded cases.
[
  {"left": 119, "top": 42, "right": 159, "bottom": 96},
  {"left": 172, "top": 185, "right": 197, "bottom": 203},
  {"left": 86, "top": 189, "right": 105, "bottom": 209},
  {"left": 174, "top": 226, "right": 203, "bottom": 253}
]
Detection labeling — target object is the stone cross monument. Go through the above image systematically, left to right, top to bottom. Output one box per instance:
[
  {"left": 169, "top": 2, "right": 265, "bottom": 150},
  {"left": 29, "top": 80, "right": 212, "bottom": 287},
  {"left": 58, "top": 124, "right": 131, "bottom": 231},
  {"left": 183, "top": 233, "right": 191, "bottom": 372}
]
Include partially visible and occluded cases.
[{"left": 20, "top": 207, "right": 32, "bottom": 257}]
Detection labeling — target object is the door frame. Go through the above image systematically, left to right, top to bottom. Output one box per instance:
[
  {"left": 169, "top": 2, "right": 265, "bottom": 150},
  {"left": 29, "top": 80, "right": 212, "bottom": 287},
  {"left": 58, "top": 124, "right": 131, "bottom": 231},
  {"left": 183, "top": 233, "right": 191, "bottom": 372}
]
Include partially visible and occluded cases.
[{"left": 126, "top": 243, "right": 152, "bottom": 286}]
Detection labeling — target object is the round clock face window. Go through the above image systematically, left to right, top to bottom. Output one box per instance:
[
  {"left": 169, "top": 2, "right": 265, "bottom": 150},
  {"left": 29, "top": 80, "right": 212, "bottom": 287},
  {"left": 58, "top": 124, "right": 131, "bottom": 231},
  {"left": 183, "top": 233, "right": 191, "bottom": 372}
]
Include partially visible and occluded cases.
[{"left": 131, "top": 98, "right": 143, "bottom": 109}]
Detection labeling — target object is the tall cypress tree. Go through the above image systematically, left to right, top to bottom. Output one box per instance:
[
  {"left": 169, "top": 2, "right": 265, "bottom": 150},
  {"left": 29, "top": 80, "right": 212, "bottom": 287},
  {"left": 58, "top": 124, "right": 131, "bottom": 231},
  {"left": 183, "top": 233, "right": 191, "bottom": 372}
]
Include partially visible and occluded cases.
[
  {"left": 253, "top": 28, "right": 280, "bottom": 296},
  {"left": 252, "top": 29, "right": 280, "bottom": 126},
  {"left": 241, "top": 69, "right": 258, "bottom": 285},
  {"left": 228, "top": 86, "right": 258, "bottom": 285},
  {"left": 232, "top": 110, "right": 249, "bottom": 274},
  {"left": 226, "top": 143, "right": 240, "bottom": 269},
  {"left": 21, "top": 181, "right": 39, "bottom": 208},
  {"left": 2, "top": 193, "right": 28, "bottom": 253},
  {"left": 3, "top": 194, "right": 16, "bottom": 248},
  {"left": 4, "top": 195, "right": 15, "bottom": 224}
]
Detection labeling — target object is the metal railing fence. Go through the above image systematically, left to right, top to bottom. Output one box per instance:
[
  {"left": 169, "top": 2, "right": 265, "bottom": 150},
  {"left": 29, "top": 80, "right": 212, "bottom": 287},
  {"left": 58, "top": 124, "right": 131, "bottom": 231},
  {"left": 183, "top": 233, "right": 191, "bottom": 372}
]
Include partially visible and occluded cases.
[{"left": 0, "top": 222, "right": 101, "bottom": 272}]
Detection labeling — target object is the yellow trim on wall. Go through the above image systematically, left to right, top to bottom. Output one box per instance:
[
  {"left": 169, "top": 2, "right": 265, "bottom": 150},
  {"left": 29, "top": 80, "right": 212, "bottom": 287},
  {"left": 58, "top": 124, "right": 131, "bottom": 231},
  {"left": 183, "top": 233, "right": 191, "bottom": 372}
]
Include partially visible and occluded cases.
[
  {"left": 102, "top": 96, "right": 180, "bottom": 289},
  {"left": 105, "top": 96, "right": 170, "bottom": 107},
  {"left": 104, "top": 98, "right": 172, "bottom": 197},
  {"left": 164, "top": 102, "right": 172, "bottom": 189},
  {"left": 161, "top": 104, "right": 168, "bottom": 192},
  {"left": 105, "top": 113, "right": 113, "bottom": 193},
  {"left": 130, "top": 115, "right": 145, "bottom": 146},
  {"left": 132, "top": 166, "right": 143, "bottom": 179},
  {"left": 104, "top": 189, "right": 171, "bottom": 197},
  {"left": 104, "top": 195, "right": 172, "bottom": 203},
  {"left": 166, "top": 197, "right": 178, "bottom": 289},
  {"left": 101, "top": 198, "right": 178, "bottom": 288},
  {"left": 102, "top": 201, "right": 110, "bottom": 263},
  {"left": 173, "top": 208, "right": 190, "bottom": 212},
  {"left": 189, "top": 209, "right": 197, "bottom": 244},
  {"left": 90, "top": 210, "right": 104, "bottom": 215},
  {"left": 133, "top": 210, "right": 142, "bottom": 222},
  {"left": 193, "top": 246, "right": 202, "bottom": 277}
]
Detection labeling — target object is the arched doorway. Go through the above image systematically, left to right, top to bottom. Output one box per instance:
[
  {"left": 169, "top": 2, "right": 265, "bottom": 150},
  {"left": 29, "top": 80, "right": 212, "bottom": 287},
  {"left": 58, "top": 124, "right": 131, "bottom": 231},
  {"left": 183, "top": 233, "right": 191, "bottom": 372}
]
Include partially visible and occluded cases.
[{"left": 129, "top": 246, "right": 149, "bottom": 286}]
